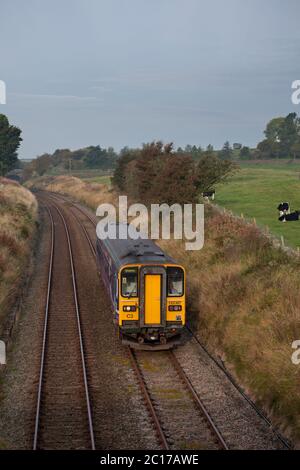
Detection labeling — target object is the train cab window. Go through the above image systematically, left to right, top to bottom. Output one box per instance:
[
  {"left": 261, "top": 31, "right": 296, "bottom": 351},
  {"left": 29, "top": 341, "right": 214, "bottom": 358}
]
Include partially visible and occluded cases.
[
  {"left": 167, "top": 267, "right": 184, "bottom": 297},
  {"left": 121, "top": 268, "right": 138, "bottom": 297}
]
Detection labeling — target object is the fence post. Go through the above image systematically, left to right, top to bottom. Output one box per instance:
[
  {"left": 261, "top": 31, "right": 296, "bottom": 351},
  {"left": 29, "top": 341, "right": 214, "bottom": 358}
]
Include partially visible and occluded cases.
[
  {"left": 281, "top": 236, "right": 285, "bottom": 248},
  {"left": 0, "top": 340, "right": 6, "bottom": 365}
]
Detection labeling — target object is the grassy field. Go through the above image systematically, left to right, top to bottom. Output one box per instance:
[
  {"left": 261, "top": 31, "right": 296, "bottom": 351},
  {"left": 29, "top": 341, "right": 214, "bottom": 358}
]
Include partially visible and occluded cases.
[
  {"left": 216, "top": 161, "right": 300, "bottom": 249},
  {"left": 46, "top": 167, "right": 113, "bottom": 182},
  {"left": 82, "top": 175, "right": 112, "bottom": 185}
]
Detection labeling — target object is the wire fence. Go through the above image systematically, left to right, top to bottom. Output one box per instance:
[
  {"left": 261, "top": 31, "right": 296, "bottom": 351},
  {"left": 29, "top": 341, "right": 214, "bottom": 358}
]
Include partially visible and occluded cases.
[{"left": 207, "top": 200, "right": 300, "bottom": 258}]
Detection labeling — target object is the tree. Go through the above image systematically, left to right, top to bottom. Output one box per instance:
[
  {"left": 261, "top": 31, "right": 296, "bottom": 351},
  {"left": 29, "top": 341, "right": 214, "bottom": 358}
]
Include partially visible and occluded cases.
[
  {"left": 259, "top": 113, "right": 300, "bottom": 158},
  {"left": 278, "top": 113, "right": 300, "bottom": 156},
  {"left": 0, "top": 114, "right": 22, "bottom": 176},
  {"left": 264, "top": 117, "right": 285, "bottom": 142},
  {"left": 134, "top": 141, "right": 167, "bottom": 203},
  {"left": 219, "top": 141, "right": 233, "bottom": 160},
  {"left": 291, "top": 141, "right": 300, "bottom": 160},
  {"left": 184, "top": 144, "right": 193, "bottom": 154},
  {"left": 203, "top": 144, "right": 215, "bottom": 159},
  {"left": 240, "top": 146, "right": 251, "bottom": 160},
  {"left": 112, "top": 148, "right": 139, "bottom": 190},
  {"left": 34, "top": 153, "right": 52, "bottom": 175},
  {"left": 154, "top": 154, "right": 197, "bottom": 204},
  {"left": 195, "top": 154, "right": 238, "bottom": 193}
]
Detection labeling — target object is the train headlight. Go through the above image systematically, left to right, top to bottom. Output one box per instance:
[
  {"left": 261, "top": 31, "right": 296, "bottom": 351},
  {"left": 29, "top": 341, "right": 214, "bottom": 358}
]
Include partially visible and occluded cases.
[
  {"left": 123, "top": 305, "right": 137, "bottom": 312},
  {"left": 168, "top": 305, "right": 182, "bottom": 311}
]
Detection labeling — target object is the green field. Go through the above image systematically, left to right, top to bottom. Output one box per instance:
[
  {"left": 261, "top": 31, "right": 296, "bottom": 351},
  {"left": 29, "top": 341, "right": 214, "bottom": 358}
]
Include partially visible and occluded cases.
[
  {"left": 216, "top": 161, "right": 300, "bottom": 249},
  {"left": 46, "top": 167, "right": 113, "bottom": 185},
  {"left": 82, "top": 175, "right": 112, "bottom": 185}
]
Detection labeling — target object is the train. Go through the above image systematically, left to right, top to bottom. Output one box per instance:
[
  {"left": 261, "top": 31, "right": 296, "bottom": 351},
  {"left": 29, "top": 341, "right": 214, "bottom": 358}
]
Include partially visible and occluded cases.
[{"left": 96, "top": 225, "right": 186, "bottom": 349}]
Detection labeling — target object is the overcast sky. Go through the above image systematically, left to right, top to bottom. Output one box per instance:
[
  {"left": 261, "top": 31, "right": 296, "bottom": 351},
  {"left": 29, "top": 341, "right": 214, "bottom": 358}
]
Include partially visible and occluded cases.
[{"left": 1, "top": 0, "right": 300, "bottom": 158}]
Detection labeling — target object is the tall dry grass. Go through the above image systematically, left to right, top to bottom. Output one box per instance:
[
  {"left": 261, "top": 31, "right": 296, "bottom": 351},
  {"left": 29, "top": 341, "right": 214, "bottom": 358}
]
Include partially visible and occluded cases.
[
  {"left": 26, "top": 175, "right": 116, "bottom": 209},
  {"left": 28, "top": 175, "right": 300, "bottom": 442},
  {"left": 0, "top": 178, "right": 37, "bottom": 332},
  {"left": 159, "top": 208, "right": 300, "bottom": 442}
]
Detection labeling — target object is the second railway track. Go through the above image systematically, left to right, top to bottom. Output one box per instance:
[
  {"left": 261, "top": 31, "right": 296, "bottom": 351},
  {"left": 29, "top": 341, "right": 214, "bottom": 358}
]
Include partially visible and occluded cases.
[
  {"left": 33, "top": 199, "right": 95, "bottom": 450},
  {"left": 128, "top": 348, "right": 228, "bottom": 450}
]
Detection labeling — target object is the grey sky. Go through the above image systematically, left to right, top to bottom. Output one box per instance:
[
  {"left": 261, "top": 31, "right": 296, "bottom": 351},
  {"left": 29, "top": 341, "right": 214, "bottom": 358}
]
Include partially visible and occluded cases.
[{"left": 1, "top": 0, "right": 300, "bottom": 158}]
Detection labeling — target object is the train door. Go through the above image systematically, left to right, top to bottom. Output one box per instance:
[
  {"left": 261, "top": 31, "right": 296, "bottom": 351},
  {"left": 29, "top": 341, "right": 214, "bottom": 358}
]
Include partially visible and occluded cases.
[
  {"left": 140, "top": 266, "right": 166, "bottom": 327},
  {"left": 145, "top": 274, "right": 161, "bottom": 324}
]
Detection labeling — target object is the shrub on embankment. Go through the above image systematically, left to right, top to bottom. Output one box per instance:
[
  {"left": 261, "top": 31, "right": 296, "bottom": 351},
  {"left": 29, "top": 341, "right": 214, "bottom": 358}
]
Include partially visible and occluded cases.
[
  {"left": 29, "top": 175, "right": 300, "bottom": 443},
  {"left": 0, "top": 178, "right": 37, "bottom": 334}
]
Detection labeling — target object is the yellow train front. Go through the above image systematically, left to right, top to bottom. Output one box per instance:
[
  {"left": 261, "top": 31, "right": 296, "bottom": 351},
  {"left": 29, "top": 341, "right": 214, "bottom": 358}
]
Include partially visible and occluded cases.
[{"left": 96, "top": 233, "right": 185, "bottom": 349}]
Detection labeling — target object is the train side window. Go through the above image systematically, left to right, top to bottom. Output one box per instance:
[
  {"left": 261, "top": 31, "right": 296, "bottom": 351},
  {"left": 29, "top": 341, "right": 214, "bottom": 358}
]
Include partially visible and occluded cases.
[
  {"left": 167, "top": 267, "right": 184, "bottom": 297},
  {"left": 121, "top": 268, "right": 138, "bottom": 297},
  {"left": 115, "top": 275, "right": 118, "bottom": 304}
]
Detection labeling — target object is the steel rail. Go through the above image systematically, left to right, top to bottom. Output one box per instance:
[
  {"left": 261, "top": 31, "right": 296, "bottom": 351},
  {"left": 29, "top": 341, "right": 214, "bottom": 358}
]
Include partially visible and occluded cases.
[
  {"left": 47, "top": 196, "right": 170, "bottom": 450},
  {"left": 33, "top": 199, "right": 95, "bottom": 450},
  {"left": 54, "top": 203, "right": 96, "bottom": 450},
  {"left": 33, "top": 205, "right": 54, "bottom": 450},
  {"left": 186, "top": 325, "right": 292, "bottom": 450},
  {"left": 127, "top": 348, "right": 170, "bottom": 450},
  {"left": 169, "top": 351, "right": 229, "bottom": 450}
]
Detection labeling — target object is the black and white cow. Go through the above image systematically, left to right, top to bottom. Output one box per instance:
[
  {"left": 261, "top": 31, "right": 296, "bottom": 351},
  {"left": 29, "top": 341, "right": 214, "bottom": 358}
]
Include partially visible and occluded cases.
[
  {"left": 202, "top": 190, "right": 215, "bottom": 201},
  {"left": 277, "top": 202, "right": 290, "bottom": 216},
  {"left": 278, "top": 210, "right": 299, "bottom": 222}
]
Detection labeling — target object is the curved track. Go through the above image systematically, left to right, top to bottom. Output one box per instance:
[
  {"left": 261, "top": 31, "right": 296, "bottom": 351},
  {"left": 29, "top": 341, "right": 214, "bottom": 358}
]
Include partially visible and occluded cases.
[
  {"left": 37, "top": 191, "right": 291, "bottom": 450},
  {"left": 44, "top": 192, "right": 228, "bottom": 450},
  {"left": 33, "top": 198, "right": 95, "bottom": 450}
]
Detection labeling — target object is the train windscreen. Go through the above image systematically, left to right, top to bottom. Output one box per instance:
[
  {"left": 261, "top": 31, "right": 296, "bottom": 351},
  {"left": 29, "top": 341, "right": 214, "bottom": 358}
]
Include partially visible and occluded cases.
[
  {"left": 167, "top": 267, "right": 184, "bottom": 297},
  {"left": 121, "top": 268, "right": 138, "bottom": 297}
]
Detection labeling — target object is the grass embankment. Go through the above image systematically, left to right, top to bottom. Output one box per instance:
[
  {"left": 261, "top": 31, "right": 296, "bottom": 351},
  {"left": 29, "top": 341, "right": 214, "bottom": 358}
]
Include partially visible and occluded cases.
[
  {"left": 216, "top": 162, "right": 300, "bottom": 249},
  {"left": 27, "top": 175, "right": 116, "bottom": 209},
  {"left": 29, "top": 175, "right": 300, "bottom": 443},
  {"left": 0, "top": 178, "right": 37, "bottom": 333},
  {"left": 160, "top": 209, "right": 300, "bottom": 442}
]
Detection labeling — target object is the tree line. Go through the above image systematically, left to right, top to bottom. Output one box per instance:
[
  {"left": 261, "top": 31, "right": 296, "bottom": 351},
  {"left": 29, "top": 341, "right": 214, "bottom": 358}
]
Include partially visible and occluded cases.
[
  {"left": 1, "top": 111, "right": 300, "bottom": 181},
  {"left": 175, "top": 112, "right": 300, "bottom": 161},
  {"left": 23, "top": 145, "right": 118, "bottom": 179}
]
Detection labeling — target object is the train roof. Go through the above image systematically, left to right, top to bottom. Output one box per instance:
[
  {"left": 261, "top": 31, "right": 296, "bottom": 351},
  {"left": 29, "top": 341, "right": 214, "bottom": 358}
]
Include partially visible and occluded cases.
[{"left": 96, "top": 224, "right": 177, "bottom": 269}]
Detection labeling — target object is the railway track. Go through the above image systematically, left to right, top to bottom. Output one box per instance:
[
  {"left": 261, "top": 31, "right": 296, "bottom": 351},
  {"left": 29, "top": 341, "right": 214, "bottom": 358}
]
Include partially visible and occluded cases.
[
  {"left": 39, "top": 191, "right": 291, "bottom": 450},
  {"left": 36, "top": 192, "right": 161, "bottom": 450},
  {"left": 43, "top": 193, "right": 228, "bottom": 450},
  {"left": 33, "top": 200, "right": 95, "bottom": 450},
  {"left": 185, "top": 326, "right": 292, "bottom": 450},
  {"left": 128, "top": 348, "right": 228, "bottom": 450}
]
